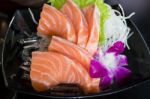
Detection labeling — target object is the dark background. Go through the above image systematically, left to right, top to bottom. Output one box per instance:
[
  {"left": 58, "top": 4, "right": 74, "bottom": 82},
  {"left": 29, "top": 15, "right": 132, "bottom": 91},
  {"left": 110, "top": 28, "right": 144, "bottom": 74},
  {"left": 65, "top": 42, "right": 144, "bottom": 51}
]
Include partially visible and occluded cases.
[{"left": 0, "top": 0, "right": 150, "bottom": 99}]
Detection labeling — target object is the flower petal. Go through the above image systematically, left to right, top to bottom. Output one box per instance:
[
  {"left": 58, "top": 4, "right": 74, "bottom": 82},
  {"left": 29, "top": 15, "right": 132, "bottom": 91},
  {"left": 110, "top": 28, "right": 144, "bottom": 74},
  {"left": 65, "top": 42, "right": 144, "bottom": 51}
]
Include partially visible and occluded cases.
[
  {"left": 107, "top": 41, "right": 125, "bottom": 54},
  {"left": 116, "top": 55, "right": 128, "bottom": 67},
  {"left": 90, "top": 60, "right": 108, "bottom": 78},
  {"left": 114, "top": 67, "right": 132, "bottom": 85},
  {"left": 100, "top": 75, "right": 113, "bottom": 90}
]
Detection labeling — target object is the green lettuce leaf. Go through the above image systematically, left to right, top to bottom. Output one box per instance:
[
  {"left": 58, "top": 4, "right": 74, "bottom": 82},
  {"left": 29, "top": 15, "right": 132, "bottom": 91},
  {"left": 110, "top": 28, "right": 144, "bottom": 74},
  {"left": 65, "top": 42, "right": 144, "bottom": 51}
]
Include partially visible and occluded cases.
[
  {"left": 47, "top": 0, "right": 66, "bottom": 9},
  {"left": 47, "top": 0, "right": 97, "bottom": 9},
  {"left": 73, "top": 0, "right": 96, "bottom": 8},
  {"left": 95, "top": 0, "right": 110, "bottom": 45}
]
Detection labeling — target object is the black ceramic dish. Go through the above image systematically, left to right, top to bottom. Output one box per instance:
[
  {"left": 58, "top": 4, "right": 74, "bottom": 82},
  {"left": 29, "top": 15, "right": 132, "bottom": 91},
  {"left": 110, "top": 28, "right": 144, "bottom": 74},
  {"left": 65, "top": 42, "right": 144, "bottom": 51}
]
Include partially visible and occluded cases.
[{"left": 1, "top": 5, "right": 150, "bottom": 98}]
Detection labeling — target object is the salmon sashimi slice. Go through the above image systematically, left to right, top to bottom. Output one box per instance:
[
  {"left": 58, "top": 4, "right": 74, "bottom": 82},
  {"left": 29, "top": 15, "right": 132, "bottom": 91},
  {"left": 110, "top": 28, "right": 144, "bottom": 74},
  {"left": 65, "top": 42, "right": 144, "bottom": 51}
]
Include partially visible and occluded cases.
[
  {"left": 61, "top": 0, "right": 89, "bottom": 48},
  {"left": 37, "top": 4, "right": 77, "bottom": 43},
  {"left": 83, "top": 5, "right": 100, "bottom": 55},
  {"left": 48, "top": 36, "right": 92, "bottom": 71},
  {"left": 30, "top": 51, "right": 100, "bottom": 94}
]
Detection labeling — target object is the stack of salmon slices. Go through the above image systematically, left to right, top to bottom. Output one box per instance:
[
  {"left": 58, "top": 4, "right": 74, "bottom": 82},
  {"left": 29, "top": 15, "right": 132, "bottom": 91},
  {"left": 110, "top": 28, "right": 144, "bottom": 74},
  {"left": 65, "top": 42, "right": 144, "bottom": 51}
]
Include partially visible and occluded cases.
[{"left": 31, "top": 0, "right": 100, "bottom": 94}]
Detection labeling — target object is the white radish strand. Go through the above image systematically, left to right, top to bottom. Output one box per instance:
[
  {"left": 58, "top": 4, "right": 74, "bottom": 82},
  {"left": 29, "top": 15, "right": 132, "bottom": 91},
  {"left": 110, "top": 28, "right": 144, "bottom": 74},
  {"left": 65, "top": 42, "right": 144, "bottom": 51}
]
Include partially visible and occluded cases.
[
  {"left": 101, "top": 4, "right": 135, "bottom": 52},
  {"left": 28, "top": 8, "right": 38, "bottom": 25}
]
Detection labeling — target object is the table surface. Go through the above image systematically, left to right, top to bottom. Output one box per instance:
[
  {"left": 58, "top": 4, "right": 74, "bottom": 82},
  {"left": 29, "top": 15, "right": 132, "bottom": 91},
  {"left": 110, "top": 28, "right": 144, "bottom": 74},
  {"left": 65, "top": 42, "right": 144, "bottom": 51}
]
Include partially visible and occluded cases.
[{"left": 1, "top": 0, "right": 150, "bottom": 99}]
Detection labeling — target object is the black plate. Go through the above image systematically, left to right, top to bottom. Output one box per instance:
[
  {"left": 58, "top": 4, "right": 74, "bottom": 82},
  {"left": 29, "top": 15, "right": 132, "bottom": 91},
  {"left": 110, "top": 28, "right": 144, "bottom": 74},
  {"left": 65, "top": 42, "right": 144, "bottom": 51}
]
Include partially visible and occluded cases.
[{"left": 1, "top": 6, "right": 150, "bottom": 98}]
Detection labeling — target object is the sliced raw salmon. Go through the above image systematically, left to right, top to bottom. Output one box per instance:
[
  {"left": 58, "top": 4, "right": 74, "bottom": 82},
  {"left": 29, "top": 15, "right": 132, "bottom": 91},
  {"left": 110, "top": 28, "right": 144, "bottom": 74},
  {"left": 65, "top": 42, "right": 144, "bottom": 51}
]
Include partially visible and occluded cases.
[
  {"left": 61, "top": 0, "right": 89, "bottom": 48},
  {"left": 37, "top": 4, "right": 77, "bottom": 43},
  {"left": 83, "top": 5, "right": 100, "bottom": 55},
  {"left": 48, "top": 36, "right": 92, "bottom": 71},
  {"left": 30, "top": 51, "right": 100, "bottom": 94}
]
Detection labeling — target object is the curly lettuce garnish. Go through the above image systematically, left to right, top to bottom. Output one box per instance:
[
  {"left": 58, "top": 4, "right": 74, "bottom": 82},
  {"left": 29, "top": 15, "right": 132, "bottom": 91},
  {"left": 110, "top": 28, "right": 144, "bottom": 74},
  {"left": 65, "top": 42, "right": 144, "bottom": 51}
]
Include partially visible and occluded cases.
[
  {"left": 47, "top": 0, "right": 66, "bottom": 9},
  {"left": 48, "top": 0, "right": 96, "bottom": 9},
  {"left": 73, "top": 0, "right": 96, "bottom": 8},
  {"left": 95, "top": 0, "right": 110, "bottom": 45}
]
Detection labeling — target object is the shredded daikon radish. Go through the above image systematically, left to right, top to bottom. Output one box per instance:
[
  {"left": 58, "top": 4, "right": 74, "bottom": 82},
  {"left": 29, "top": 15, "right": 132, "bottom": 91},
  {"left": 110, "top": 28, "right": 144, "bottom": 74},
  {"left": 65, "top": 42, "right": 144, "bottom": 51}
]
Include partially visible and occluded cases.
[
  {"left": 101, "top": 4, "right": 135, "bottom": 52},
  {"left": 28, "top": 8, "right": 38, "bottom": 25}
]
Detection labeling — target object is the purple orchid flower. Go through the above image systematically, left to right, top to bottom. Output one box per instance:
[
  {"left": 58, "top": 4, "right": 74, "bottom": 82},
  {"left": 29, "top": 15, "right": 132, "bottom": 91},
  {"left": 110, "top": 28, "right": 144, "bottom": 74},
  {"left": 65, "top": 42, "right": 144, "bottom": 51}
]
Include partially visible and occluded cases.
[
  {"left": 90, "top": 41, "right": 132, "bottom": 90},
  {"left": 107, "top": 41, "right": 125, "bottom": 54}
]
